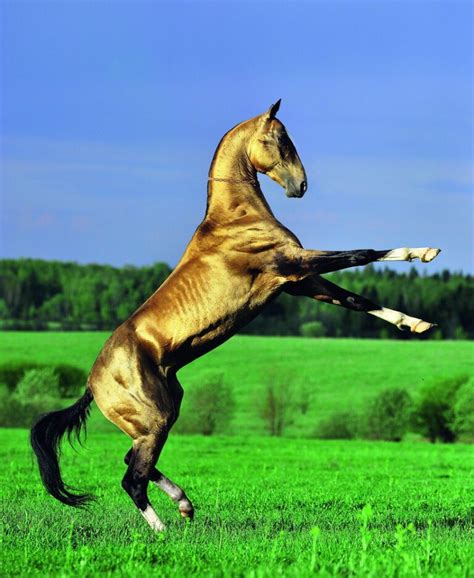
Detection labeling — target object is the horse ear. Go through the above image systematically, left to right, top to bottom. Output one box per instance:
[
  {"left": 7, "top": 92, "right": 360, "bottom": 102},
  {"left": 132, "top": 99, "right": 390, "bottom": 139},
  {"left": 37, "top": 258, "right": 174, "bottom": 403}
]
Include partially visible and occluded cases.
[{"left": 265, "top": 99, "right": 281, "bottom": 120}]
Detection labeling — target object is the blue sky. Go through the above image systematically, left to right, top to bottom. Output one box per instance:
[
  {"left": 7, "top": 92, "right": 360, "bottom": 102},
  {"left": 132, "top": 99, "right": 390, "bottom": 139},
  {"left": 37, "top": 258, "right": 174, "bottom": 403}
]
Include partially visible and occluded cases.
[{"left": 1, "top": 0, "right": 472, "bottom": 272}]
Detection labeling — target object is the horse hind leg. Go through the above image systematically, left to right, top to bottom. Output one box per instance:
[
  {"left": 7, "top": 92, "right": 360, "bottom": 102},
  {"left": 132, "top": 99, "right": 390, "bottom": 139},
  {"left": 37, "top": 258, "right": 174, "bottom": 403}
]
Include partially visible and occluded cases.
[
  {"left": 122, "top": 371, "right": 194, "bottom": 523},
  {"left": 152, "top": 373, "right": 194, "bottom": 519},
  {"left": 93, "top": 381, "right": 171, "bottom": 530},
  {"left": 122, "top": 430, "right": 168, "bottom": 532},
  {"left": 124, "top": 439, "right": 195, "bottom": 520},
  {"left": 151, "top": 471, "right": 194, "bottom": 519}
]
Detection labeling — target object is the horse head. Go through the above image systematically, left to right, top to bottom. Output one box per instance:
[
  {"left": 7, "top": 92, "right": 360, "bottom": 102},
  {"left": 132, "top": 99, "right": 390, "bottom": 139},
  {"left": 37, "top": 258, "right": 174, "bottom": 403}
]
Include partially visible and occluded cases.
[{"left": 248, "top": 100, "right": 307, "bottom": 198}]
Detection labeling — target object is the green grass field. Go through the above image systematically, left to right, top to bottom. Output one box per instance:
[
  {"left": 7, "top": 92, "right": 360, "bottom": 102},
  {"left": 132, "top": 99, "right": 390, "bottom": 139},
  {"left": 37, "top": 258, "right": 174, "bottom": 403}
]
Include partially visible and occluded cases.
[
  {"left": 1, "top": 332, "right": 473, "bottom": 436},
  {"left": 1, "top": 333, "right": 473, "bottom": 576},
  {"left": 1, "top": 430, "right": 473, "bottom": 577}
]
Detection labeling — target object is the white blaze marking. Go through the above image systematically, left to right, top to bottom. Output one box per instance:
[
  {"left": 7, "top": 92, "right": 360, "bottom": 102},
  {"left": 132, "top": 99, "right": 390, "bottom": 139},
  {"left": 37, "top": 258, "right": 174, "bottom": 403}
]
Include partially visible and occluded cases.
[
  {"left": 379, "top": 247, "right": 440, "bottom": 263},
  {"left": 369, "top": 307, "right": 435, "bottom": 333},
  {"left": 140, "top": 505, "right": 165, "bottom": 532}
]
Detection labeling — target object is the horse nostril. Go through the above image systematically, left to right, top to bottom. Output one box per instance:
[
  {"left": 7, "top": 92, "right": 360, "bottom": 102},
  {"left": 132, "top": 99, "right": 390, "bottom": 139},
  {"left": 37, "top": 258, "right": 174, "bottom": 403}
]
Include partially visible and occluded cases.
[{"left": 300, "top": 180, "right": 307, "bottom": 194}]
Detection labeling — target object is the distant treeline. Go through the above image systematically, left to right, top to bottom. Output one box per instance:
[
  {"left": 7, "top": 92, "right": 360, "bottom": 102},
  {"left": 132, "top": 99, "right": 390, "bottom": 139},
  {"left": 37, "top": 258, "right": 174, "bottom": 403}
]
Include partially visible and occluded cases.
[{"left": 0, "top": 258, "right": 472, "bottom": 339}]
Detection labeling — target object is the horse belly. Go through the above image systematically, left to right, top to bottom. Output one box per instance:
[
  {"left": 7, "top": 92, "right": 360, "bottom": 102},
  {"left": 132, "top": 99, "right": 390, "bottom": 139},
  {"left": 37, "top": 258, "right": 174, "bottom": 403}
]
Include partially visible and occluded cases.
[
  {"left": 133, "top": 257, "right": 283, "bottom": 367},
  {"left": 169, "top": 278, "right": 253, "bottom": 343}
]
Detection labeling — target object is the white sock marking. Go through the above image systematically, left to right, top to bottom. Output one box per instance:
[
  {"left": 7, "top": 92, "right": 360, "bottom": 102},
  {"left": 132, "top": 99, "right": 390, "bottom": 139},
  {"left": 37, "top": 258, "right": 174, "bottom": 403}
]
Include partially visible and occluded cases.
[
  {"left": 379, "top": 247, "right": 440, "bottom": 263},
  {"left": 369, "top": 307, "right": 435, "bottom": 333},
  {"left": 153, "top": 475, "right": 194, "bottom": 517},
  {"left": 140, "top": 505, "right": 165, "bottom": 532}
]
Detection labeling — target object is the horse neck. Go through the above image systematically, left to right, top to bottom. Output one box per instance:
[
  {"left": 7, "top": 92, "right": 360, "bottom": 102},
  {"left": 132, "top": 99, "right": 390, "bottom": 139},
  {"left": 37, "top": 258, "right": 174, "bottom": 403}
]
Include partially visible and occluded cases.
[{"left": 205, "top": 123, "right": 274, "bottom": 222}]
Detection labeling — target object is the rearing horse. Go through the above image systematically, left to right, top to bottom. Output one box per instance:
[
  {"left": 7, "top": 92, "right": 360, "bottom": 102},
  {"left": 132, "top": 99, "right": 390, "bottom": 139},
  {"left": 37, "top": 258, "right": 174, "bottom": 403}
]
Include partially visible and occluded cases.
[{"left": 31, "top": 101, "right": 440, "bottom": 531}]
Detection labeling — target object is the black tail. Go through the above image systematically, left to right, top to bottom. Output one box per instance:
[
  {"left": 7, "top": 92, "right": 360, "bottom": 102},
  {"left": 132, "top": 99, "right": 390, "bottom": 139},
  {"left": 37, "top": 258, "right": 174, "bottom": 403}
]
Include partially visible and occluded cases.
[{"left": 30, "top": 389, "right": 94, "bottom": 507}]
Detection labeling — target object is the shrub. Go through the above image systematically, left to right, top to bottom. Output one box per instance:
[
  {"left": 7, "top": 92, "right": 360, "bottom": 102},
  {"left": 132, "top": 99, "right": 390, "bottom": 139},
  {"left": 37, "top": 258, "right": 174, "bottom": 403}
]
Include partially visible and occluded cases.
[
  {"left": 300, "top": 321, "right": 326, "bottom": 338},
  {"left": 0, "top": 361, "right": 87, "bottom": 397},
  {"left": 0, "top": 362, "right": 42, "bottom": 392},
  {"left": 54, "top": 364, "right": 88, "bottom": 397},
  {"left": 13, "top": 367, "right": 60, "bottom": 403},
  {"left": 0, "top": 368, "right": 61, "bottom": 428},
  {"left": 258, "top": 373, "right": 294, "bottom": 436},
  {"left": 176, "top": 374, "right": 235, "bottom": 435},
  {"left": 412, "top": 375, "right": 469, "bottom": 443},
  {"left": 450, "top": 378, "right": 474, "bottom": 442},
  {"left": 296, "top": 385, "right": 312, "bottom": 415},
  {"left": 364, "top": 388, "right": 413, "bottom": 441},
  {"left": 0, "top": 389, "right": 27, "bottom": 427},
  {"left": 0, "top": 391, "right": 55, "bottom": 428},
  {"left": 315, "top": 410, "right": 359, "bottom": 439}
]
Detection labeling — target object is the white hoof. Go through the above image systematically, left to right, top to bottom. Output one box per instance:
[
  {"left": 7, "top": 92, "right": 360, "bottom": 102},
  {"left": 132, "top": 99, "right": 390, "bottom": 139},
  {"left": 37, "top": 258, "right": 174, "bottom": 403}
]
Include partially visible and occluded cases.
[
  {"left": 419, "top": 248, "right": 441, "bottom": 263},
  {"left": 397, "top": 317, "right": 436, "bottom": 334},
  {"left": 411, "top": 320, "right": 436, "bottom": 334},
  {"left": 141, "top": 505, "right": 166, "bottom": 532}
]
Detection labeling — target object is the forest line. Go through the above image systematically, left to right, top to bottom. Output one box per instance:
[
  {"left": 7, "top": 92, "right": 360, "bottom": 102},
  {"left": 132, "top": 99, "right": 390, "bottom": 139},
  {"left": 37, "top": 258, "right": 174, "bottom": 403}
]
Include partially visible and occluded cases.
[{"left": 0, "top": 258, "right": 472, "bottom": 339}]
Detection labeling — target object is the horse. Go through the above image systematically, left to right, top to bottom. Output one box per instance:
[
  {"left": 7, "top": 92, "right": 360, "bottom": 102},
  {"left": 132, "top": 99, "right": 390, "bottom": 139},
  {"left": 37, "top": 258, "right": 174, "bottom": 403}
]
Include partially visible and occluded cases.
[{"left": 31, "top": 100, "right": 440, "bottom": 531}]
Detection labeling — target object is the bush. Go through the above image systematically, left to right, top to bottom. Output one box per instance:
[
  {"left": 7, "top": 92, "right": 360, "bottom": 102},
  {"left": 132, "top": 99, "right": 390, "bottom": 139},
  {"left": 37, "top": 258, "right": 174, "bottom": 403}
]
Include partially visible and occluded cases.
[
  {"left": 300, "top": 321, "right": 326, "bottom": 338},
  {"left": 0, "top": 361, "right": 87, "bottom": 397},
  {"left": 0, "top": 362, "right": 42, "bottom": 392},
  {"left": 54, "top": 364, "right": 88, "bottom": 397},
  {"left": 13, "top": 367, "right": 60, "bottom": 403},
  {"left": 0, "top": 368, "right": 61, "bottom": 428},
  {"left": 258, "top": 373, "right": 295, "bottom": 436},
  {"left": 176, "top": 374, "right": 235, "bottom": 435},
  {"left": 412, "top": 375, "right": 469, "bottom": 443},
  {"left": 450, "top": 378, "right": 474, "bottom": 442},
  {"left": 296, "top": 385, "right": 312, "bottom": 415},
  {"left": 364, "top": 388, "right": 413, "bottom": 441},
  {"left": 0, "top": 390, "right": 55, "bottom": 428},
  {"left": 315, "top": 410, "right": 359, "bottom": 439}
]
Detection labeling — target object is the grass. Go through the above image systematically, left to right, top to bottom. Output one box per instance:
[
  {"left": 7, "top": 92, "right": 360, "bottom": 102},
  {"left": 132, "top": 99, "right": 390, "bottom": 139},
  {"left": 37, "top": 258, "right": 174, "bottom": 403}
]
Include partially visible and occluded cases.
[
  {"left": 1, "top": 332, "right": 473, "bottom": 436},
  {"left": 1, "top": 333, "right": 473, "bottom": 576},
  {"left": 1, "top": 429, "right": 473, "bottom": 577}
]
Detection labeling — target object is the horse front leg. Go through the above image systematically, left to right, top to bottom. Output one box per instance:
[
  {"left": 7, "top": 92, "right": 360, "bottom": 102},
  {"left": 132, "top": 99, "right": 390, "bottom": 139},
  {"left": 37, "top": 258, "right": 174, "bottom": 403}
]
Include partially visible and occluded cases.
[
  {"left": 275, "top": 246, "right": 440, "bottom": 277},
  {"left": 285, "top": 275, "right": 436, "bottom": 333}
]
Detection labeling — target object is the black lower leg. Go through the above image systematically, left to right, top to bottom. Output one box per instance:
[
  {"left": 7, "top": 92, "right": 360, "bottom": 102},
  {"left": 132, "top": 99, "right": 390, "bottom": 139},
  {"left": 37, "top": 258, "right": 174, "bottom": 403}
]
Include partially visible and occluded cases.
[
  {"left": 310, "top": 249, "right": 389, "bottom": 274},
  {"left": 315, "top": 277, "right": 380, "bottom": 312},
  {"left": 124, "top": 449, "right": 161, "bottom": 482},
  {"left": 121, "top": 450, "right": 150, "bottom": 511}
]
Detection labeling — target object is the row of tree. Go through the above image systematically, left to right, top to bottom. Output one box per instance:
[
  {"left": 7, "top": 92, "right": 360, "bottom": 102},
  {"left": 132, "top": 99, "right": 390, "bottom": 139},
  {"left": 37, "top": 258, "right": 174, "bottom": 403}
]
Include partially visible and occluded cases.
[{"left": 0, "top": 258, "right": 472, "bottom": 339}]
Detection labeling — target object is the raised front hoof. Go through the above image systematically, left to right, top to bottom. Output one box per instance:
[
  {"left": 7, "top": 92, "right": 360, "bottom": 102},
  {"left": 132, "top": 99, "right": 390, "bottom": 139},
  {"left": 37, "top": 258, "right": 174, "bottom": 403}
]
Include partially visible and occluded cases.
[
  {"left": 419, "top": 248, "right": 441, "bottom": 263},
  {"left": 397, "top": 319, "right": 436, "bottom": 334},
  {"left": 411, "top": 320, "right": 437, "bottom": 334}
]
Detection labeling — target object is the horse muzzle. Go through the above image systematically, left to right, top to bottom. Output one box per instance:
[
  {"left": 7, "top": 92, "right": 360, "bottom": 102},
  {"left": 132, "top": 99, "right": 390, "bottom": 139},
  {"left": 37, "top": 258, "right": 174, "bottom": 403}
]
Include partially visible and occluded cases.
[{"left": 285, "top": 178, "right": 307, "bottom": 198}]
